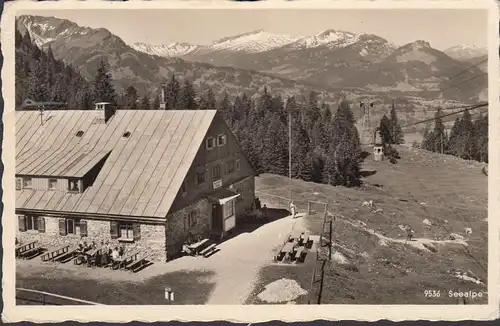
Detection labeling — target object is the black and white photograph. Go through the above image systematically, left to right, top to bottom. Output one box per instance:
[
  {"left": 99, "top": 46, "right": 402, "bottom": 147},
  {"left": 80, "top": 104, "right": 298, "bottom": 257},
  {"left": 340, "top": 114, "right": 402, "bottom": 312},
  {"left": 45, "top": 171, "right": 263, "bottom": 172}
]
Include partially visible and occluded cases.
[{"left": 2, "top": 0, "right": 499, "bottom": 322}]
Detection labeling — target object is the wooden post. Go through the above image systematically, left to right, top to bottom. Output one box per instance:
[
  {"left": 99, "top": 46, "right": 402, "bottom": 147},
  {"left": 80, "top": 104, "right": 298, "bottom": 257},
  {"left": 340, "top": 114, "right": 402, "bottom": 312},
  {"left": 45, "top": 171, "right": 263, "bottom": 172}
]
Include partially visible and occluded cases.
[{"left": 328, "top": 220, "right": 333, "bottom": 260}]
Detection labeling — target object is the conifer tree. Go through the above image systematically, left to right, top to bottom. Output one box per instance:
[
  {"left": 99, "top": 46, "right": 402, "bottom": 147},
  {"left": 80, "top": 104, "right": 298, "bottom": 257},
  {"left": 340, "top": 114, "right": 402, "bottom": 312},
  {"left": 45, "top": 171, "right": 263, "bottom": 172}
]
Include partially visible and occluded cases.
[
  {"left": 92, "top": 58, "right": 117, "bottom": 105},
  {"left": 165, "top": 75, "right": 180, "bottom": 110},
  {"left": 178, "top": 79, "right": 197, "bottom": 110},
  {"left": 124, "top": 85, "right": 139, "bottom": 110},
  {"left": 199, "top": 88, "right": 217, "bottom": 111},
  {"left": 140, "top": 95, "right": 151, "bottom": 110},
  {"left": 152, "top": 95, "right": 160, "bottom": 110},
  {"left": 389, "top": 101, "right": 405, "bottom": 144},
  {"left": 431, "top": 108, "right": 447, "bottom": 154},
  {"left": 262, "top": 113, "right": 288, "bottom": 175},
  {"left": 379, "top": 114, "right": 392, "bottom": 145}
]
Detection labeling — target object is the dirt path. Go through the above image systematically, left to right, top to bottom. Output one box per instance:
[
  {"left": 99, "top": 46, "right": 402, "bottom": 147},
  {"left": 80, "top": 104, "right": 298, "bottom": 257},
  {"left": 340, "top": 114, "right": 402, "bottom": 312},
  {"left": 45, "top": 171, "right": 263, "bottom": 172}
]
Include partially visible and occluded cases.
[
  {"left": 204, "top": 214, "right": 305, "bottom": 304},
  {"left": 341, "top": 218, "right": 468, "bottom": 251}
]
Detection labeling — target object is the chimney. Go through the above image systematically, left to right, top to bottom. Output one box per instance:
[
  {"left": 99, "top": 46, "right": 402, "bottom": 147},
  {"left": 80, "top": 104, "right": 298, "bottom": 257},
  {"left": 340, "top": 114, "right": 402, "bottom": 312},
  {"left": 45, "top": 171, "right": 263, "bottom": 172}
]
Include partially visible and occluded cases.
[
  {"left": 159, "top": 83, "right": 166, "bottom": 110},
  {"left": 94, "top": 102, "right": 115, "bottom": 123}
]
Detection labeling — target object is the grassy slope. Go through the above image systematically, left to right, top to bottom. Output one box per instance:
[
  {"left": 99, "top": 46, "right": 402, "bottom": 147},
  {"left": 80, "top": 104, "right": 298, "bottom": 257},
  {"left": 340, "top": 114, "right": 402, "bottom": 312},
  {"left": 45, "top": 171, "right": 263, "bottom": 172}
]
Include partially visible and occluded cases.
[{"left": 251, "top": 146, "right": 488, "bottom": 304}]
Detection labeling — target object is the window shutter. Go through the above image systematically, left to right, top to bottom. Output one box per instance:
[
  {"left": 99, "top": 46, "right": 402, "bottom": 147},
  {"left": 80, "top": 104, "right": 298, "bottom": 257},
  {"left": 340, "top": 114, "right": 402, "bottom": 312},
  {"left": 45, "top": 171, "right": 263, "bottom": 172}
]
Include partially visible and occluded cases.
[
  {"left": 18, "top": 215, "right": 26, "bottom": 232},
  {"left": 38, "top": 217, "right": 45, "bottom": 233},
  {"left": 59, "top": 219, "right": 67, "bottom": 236},
  {"left": 79, "top": 220, "right": 88, "bottom": 237},
  {"left": 110, "top": 221, "right": 119, "bottom": 239},
  {"left": 133, "top": 224, "right": 141, "bottom": 241}
]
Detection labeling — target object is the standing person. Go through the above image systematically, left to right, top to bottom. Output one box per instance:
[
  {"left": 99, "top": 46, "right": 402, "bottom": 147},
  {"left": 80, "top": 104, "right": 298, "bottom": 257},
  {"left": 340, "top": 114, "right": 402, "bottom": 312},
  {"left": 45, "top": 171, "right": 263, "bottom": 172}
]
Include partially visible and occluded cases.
[
  {"left": 290, "top": 201, "right": 297, "bottom": 218},
  {"left": 262, "top": 204, "right": 269, "bottom": 220},
  {"left": 405, "top": 225, "right": 414, "bottom": 242}
]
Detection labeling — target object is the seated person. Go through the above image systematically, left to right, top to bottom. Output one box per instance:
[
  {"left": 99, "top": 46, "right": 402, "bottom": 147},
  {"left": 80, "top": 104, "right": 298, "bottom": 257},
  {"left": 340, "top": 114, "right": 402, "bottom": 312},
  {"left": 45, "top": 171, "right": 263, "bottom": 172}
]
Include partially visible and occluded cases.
[
  {"left": 182, "top": 243, "right": 193, "bottom": 256},
  {"left": 118, "top": 246, "right": 125, "bottom": 257},
  {"left": 111, "top": 247, "right": 120, "bottom": 261}
]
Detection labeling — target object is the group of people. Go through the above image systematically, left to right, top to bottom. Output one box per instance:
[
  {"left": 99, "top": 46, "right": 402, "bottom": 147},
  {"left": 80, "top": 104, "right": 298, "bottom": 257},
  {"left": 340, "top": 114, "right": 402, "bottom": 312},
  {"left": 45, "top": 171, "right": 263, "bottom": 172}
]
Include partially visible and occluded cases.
[{"left": 75, "top": 240, "right": 126, "bottom": 267}]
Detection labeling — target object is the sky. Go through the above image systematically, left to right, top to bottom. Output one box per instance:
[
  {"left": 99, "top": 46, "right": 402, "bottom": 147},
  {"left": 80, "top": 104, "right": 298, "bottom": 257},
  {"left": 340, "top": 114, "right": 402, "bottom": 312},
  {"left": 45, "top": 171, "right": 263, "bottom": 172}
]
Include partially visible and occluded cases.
[{"left": 23, "top": 9, "right": 487, "bottom": 51}]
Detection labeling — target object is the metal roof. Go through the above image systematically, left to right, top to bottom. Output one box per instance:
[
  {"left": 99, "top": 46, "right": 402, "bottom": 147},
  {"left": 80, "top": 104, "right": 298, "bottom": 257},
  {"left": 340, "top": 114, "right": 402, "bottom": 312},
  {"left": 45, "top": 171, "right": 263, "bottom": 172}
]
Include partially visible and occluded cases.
[{"left": 16, "top": 110, "right": 218, "bottom": 219}]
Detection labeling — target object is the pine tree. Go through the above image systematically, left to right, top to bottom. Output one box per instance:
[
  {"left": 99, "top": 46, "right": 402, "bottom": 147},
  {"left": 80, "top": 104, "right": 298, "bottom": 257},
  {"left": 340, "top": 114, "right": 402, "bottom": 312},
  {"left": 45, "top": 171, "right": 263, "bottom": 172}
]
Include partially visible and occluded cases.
[
  {"left": 92, "top": 58, "right": 117, "bottom": 105},
  {"left": 27, "top": 60, "right": 49, "bottom": 101},
  {"left": 165, "top": 75, "right": 180, "bottom": 110},
  {"left": 178, "top": 79, "right": 197, "bottom": 110},
  {"left": 124, "top": 85, "right": 139, "bottom": 110},
  {"left": 199, "top": 88, "right": 217, "bottom": 110},
  {"left": 217, "top": 92, "right": 232, "bottom": 125},
  {"left": 140, "top": 95, "right": 151, "bottom": 110},
  {"left": 152, "top": 95, "right": 160, "bottom": 110},
  {"left": 389, "top": 101, "right": 404, "bottom": 144},
  {"left": 431, "top": 108, "right": 447, "bottom": 154},
  {"left": 458, "top": 110, "right": 475, "bottom": 160},
  {"left": 262, "top": 113, "right": 288, "bottom": 175},
  {"left": 379, "top": 114, "right": 392, "bottom": 145},
  {"left": 447, "top": 116, "right": 462, "bottom": 156}
]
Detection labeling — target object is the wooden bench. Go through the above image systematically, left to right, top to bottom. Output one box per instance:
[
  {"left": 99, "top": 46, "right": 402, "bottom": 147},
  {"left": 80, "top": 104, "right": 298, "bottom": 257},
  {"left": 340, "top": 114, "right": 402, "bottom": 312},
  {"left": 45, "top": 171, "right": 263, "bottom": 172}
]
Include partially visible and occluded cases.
[
  {"left": 299, "top": 233, "right": 310, "bottom": 247},
  {"left": 189, "top": 239, "right": 209, "bottom": 256},
  {"left": 16, "top": 241, "right": 38, "bottom": 258},
  {"left": 276, "top": 242, "right": 295, "bottom": 261},
  {"left": 200, "top": 243, "right": 217, "bottom": 257},
  {"left": 19, "top": 245, "right": 44, "bottom": 260},
  {"left": 40, "top": 245, "right": 71, "bottom": 262},
  {"left": 294, "top": 246, "right": 308, "bottom": 263},
  {"left": 56, "top": 247, "right": 80, "bottom": 263},
  {"left": 112, "top": 250, "right": 141, "bottom": 270},
  {"left": 124, "top": 254, "right": 150, "bottom": 273}
]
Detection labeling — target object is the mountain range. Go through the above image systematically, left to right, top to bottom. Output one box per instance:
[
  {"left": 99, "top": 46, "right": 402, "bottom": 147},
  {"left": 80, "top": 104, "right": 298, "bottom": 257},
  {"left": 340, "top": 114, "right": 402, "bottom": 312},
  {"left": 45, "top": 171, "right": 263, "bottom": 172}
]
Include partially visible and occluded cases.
[{"left": 16, "top": 14, "right": 488, "bottom": 125}]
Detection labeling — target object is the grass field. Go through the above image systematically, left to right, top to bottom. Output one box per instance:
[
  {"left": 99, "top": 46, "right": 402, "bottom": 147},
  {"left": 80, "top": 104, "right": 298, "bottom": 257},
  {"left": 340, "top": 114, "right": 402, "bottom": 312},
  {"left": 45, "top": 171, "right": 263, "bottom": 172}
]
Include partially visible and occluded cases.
[{"left": 251, "top": 145, "right": 488, "bottom": 304}]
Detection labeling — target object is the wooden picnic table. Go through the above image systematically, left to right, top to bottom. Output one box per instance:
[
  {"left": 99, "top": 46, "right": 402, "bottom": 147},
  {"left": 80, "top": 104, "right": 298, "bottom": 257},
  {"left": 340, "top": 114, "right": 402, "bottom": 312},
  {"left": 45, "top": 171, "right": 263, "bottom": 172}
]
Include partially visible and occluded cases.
[
  {"left": 188, "top": 239, "right": 209, "bottom": 255},
  {"left": 16, "top": 240, "right": 38, "bottom": 257},
  {"left": 40, "top": 244, "right": 70, "bottom": 262},
  {"left": 111, "top": 250, "right": 141, "bottom": 270}
]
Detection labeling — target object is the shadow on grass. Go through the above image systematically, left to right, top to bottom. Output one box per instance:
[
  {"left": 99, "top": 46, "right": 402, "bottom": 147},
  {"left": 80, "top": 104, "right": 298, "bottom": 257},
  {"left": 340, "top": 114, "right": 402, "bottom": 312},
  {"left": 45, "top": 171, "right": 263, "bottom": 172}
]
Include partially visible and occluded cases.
[{"left": 16, "top": 270, "right": 216, "bottom": 305}]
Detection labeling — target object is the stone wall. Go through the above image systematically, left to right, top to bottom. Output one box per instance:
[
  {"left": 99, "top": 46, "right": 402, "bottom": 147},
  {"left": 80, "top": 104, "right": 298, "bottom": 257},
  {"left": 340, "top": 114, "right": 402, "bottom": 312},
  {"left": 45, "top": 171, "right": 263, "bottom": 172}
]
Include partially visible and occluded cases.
[
  {"left": 230, "top": 176, "right": 255, "bottom": 223},
  {"left": 166, "top": 198, "right": 210, "bottom": 260},
  {"left": 16, "top": 216, "right": 167, "bottom": 262}
]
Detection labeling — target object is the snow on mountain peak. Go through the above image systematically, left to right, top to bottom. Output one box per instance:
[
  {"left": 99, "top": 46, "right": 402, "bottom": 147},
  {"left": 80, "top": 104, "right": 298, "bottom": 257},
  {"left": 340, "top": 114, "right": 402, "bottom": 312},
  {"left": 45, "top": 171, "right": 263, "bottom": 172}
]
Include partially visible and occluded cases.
[
  {"left": 292, "top": 29, "right": 361, "bottom": 49},
  {"left": 208, "top": 30, "right": 301, "bottom": 53},
  {"left": 132, "top": 42, "right": 199, "bottom": 58},
  {"left": 444, "top": 44, "right": 487, "bottom": 60}
]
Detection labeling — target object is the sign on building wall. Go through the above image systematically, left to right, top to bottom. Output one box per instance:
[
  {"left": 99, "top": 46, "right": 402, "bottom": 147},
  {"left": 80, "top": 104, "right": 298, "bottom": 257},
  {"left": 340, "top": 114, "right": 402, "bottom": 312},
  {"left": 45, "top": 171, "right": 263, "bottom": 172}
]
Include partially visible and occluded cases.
[{"left": 213, "top": 179, "right": 222, "bottom": 189}]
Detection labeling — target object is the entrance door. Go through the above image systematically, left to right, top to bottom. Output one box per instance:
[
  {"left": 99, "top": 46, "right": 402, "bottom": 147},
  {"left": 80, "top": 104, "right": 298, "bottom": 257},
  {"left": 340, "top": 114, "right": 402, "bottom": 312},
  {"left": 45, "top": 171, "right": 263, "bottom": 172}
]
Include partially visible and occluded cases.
[{"left": 211, "top": 203, "right": 222, "bottom": 233}]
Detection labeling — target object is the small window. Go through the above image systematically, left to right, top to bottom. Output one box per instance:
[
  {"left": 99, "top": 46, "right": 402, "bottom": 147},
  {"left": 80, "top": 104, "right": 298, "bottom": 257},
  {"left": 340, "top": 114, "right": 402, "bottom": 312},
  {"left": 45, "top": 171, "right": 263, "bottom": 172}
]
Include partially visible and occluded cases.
[
  {"left": 76, "top": 130, "right": 84, "bottom": 137},
  {"left": 123, "top": 131, "right": 131, "bottom": 138},
  {"left": 217, "top": 134, "right": 226, "bottom": 147},
  {"left": 206, "top": 137, "right": 215, "bottom": 150},
  {"left": 235, "top": 159, "right": 240, "bottom": 171},
  {"left": 225, "top": 160, "right": 235, "bottom": 175},
  {"left": 211, "top": 165, "right": 221, "bottom": 179},
  {"left": 196, "top": 170, "right": 206, "bottom": 186},
  {"left": 23, "top": 177, "right": 32, "bottom": 189},
  {"left": 16, "top": 178, "right": 22, "bottom": 190},
  {"left": 48, "top": 179, "right": 57, "bottom": 190},
  {"left": 68, "top": 179, "right": 80, "bottom": 193},
  {"left": 180, "top": 180, "right": 187, "bottom": 196},
  {"left": 222, "top": 200, "right": 235, "bottom": 218},
  {"left": 186, "top": 210, "right": 199, "bottom": 230},
  {"left": 26, "top": 215, "right": 39, "bottom": 231},
  {"left": 66, "top": 219, "right": 75, "bottom": 234},
  {"left": 119, "top": 223, "right": 134, "bottom": 240}
]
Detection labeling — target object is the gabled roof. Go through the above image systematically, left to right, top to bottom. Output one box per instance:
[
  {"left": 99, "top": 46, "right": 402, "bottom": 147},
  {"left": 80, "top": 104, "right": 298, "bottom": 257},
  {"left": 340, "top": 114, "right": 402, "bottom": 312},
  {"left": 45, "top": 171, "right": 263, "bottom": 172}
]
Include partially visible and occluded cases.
[{"left": 16, "top": 110, "right": 218, "bottom": 219}]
